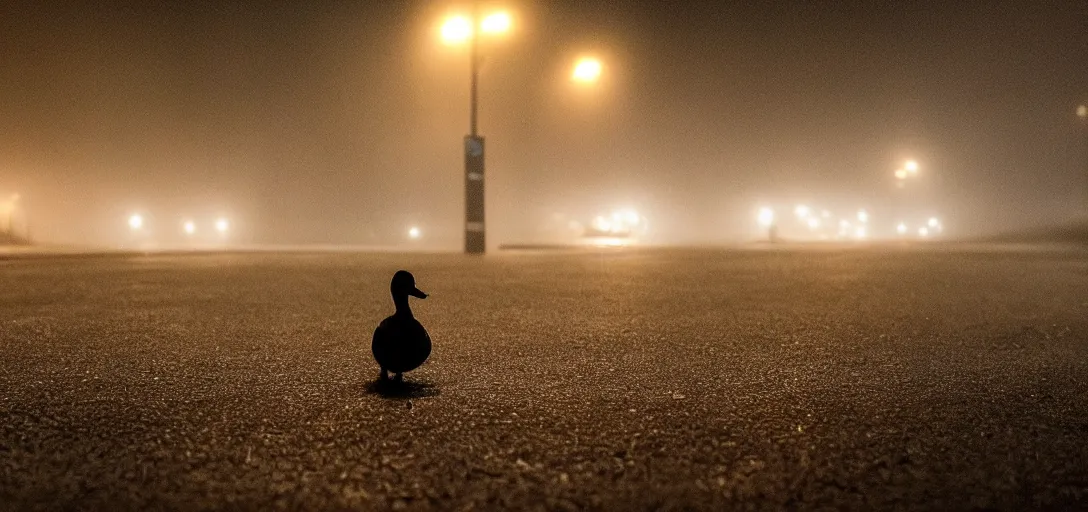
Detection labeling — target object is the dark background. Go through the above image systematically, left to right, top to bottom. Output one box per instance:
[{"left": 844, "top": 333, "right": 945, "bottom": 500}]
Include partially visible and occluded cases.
[{"left": 2, "top": 0, "right": 1086, "bottom": 246}]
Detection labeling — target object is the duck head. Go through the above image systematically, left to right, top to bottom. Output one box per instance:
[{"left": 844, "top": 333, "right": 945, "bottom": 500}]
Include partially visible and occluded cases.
[{"left": 391, "top": 270, "right": 427, "bottom": 300}]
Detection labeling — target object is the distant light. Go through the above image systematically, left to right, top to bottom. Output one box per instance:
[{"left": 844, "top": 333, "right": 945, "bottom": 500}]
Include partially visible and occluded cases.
[
  {"left": 480, "top": 12, "right": 512, "bottom": 34},
  {"left": 441, "top": 15, "right": 473, "bottom": 45},
  {"left": 572, "top": 57, "right": 603, "bottom": 83},
  {"left": 1078, "top": 105, "right": 1087, "bottom": 119},
  {"left": 905, "top": 160, "right": 919, "bottom": 173},
  {"left": 894, "top": 169, "right": 908, "bottom": 180},
  {"left": 794, "top": 205, "right": 811, "bottom": 219},
  {"left": 757, "top": 207, "right": 775, "bottom": 227},
  {"left": 620, "top": 209, "right": 640, "bottom": 226},
  {"left": 857, "top": 209, "right": 869, "bottom": 223},
  {"left": 821, "top": 210, "right": 831, "bottom": 219},
  {"left": 128, "top": 214, "right": 144, "bottom": 231},
  {"left": 592, "top": 216, "right": 611, "bottom": 233},
  {"left": 928, "top": 217, "right": 940, "bottom": 228},
  {"left": 215, "top": 218, "right": 229, "bottom": 234},
  {"left": 806, "top": 218, "right": 820, "bottom": 229},
  {"left": 838, "top": 219, "right": 851, "bottom": 237},
  {"left": 183, "top": 220, "right": 196, "bottom": 235},
  {"left": 897, "top": 222, "right": 908, "bottom": 235},
  {"left": 408, "top": 226, "right": 421, "bottom": 240},
  {"left": 854, "top": 226, "right": 867, "bottom": 239},
  {"left": 918, "top": 227, "right": 930, "bottom": 237},
  {"left": 591, "top": 237, "right": 628, "bottom": 248}
]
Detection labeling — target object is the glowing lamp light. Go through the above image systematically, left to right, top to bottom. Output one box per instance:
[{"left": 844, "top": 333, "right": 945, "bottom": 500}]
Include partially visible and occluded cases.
[
  {"left": 480, "top": 12, "right": 512, "bottom": 34},
  {"left": 440, "top": 15, "right": 473, "bottom": 45},
  {"left": 572, "top": 58, "right": 603, "bottom": 83},
  {"left": 1079, "top": 105, "right": 1088, "bottom": 119},
  {"left": 905, "top": 160, "right": 919, "bottom": 174},
  {"left": 894, "top": 169, "right": 908, "bottom": 180},
  {"left": 794, "top": 205, "right": 811, "bottom": 219},
  {"left": 757, "top": 207, "right": 775, "bottom": 227},
  {"left": 857, "top": 209, "right": 869, "bottom": 223},
  {"left": 128, "top": 214, "right": 144, "bottom": 231},
  {"left": 592, "top": 216, "right": 612, "bottom": 233},
  {"left": 928, "top": 217, "right": 940, "bottom": 228},
  {"left": 215, "top": 218, "right": 230, "bottom": 234},
  {"left": 806, "top": 218, "right": 820, "bottom": 229},
  {"left": 838, "top": 219, "right": 851, "bottom": 237},
  {"left": 183, "top": 220, "right": 196, "bottom": 235},
  {"left": 897, "top": 222, "right": 908, "bottom": 235},
  {"left": 408, "top": 226, "right": 421, "bottom": 240},
  {"left": 854, "top": 226, "right": 867, "bottom": 239},
  {"left": 918, "top": 227, "right": 930, "bottom": 238},
  {"left": 592, "top": 237, "right": 628, "bottom": 248}
]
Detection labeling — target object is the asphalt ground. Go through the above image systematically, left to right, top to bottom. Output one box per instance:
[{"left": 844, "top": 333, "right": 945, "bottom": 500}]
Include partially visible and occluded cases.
[{"left": 2, "top": 245, "right": 1087, "bottom": 510}]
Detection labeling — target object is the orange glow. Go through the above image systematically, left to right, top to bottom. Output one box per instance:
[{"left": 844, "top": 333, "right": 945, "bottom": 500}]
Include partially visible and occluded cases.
[
  {"left": 440, "top": 15, "right": 472, "bottom": 45},
  {"left": 572, "top": 57, "right": 602, "bottom": 83}
]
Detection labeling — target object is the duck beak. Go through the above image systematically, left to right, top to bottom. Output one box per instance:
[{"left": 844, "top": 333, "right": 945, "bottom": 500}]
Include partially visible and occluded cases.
[{"left": 409, "top": 287, "right": 428, "bottom": 299}]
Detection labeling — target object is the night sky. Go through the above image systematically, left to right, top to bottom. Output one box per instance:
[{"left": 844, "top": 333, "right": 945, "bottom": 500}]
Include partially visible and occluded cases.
[{"left": 2, "top": 0, "right": 1086, "bottom": 246}]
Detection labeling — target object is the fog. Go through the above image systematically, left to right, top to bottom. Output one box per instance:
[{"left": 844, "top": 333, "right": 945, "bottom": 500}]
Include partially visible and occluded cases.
[{"left": 2, "top": 0, "right": 1086, "bottom": 248}]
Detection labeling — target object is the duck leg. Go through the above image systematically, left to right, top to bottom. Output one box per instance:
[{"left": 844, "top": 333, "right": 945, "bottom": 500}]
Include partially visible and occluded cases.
[
  {"left": 380, "top": 368, "right": 389, "bottom": 381},
  {"left": 393, "top": 372, "right": 403, "bottom": 382}
]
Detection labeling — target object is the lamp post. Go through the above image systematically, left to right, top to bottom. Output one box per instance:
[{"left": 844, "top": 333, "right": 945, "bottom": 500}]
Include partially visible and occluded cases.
[
  {"left": 441, "top": 9, "right": 510, "bottom": 254},
  {"left": 1079, "top": 104, "right": 1087, "bottom": 208}
]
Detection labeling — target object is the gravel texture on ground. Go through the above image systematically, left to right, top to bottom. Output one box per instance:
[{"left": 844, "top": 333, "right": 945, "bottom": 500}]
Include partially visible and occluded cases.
[{"left": 2, "top": 246, "right": 1087, "bottom": 510}]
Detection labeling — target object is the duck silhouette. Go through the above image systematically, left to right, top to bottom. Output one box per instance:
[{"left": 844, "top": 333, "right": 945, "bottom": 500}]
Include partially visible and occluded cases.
[{"left": 372, "top": 270, "right": 431, "bottom": 381}]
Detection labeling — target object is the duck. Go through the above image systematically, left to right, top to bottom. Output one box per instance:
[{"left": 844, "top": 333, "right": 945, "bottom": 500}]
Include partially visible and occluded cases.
[{"left": 372, "top": 270, "right": 432, "bottom": 381}]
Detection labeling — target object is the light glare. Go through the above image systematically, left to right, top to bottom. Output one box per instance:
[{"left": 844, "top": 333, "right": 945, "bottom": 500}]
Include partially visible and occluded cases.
[
  {"left": 480, "top": 12, "right": 511, "bottom": 34},
  {"left": 441, "top": 15, "right": 473, "bottom": 45},
  {"left": 572, "top": 58, "right": 603, "bottom": 83},
  {"left": 756, "top": 207, "right": 775, "bottom": 227},
  {"left": 128, "top": 214, "right": 143, "bottom": 230},
  {"left": 592, "top": 216, "right": 611, "bottom": 232},
  {"left": 215, "top": 218, "right": 229, "bottom": 233},
  {"left": 183, "top": 220, "right": 196, "bottom": 235},
  {"left": 408, "top": 226, "right": 421, "bottom": 240}
]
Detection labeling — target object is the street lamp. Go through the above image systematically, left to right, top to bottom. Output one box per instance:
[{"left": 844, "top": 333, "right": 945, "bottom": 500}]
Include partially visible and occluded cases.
[
  {"left": 440, "top": 8, "right": 512, "bottom": 254},
  {"left": 480, "top": 12, "right": 511, "bottom": 34},
  {"left": 440, "top": 16, "right": 472, "bottom": 45},
  {"left": 572, "top": 57, "right": 603, "bottom": 84},
  {"left": 1080, "top": 104, "right": 1088, "bottom": 207},
  {"left": 128, "top": 214, "right": 144, "bottom": 231},
  {"left": 215, "top": 218, "right": 229, "bottom": 235}
]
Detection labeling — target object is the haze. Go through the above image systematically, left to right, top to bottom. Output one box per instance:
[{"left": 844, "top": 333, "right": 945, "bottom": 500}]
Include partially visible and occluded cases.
[{"left": 2, "top": 0, "right": 1086, "bottom": 247}]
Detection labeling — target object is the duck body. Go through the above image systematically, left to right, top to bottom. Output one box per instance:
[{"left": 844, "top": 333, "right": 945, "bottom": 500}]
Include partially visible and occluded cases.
[
  {"left": 372, "top": 270, "right": 431, "bottom": 379},
  {"left": 372, "top": 313, "right": 431, "bottom": 373}
]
